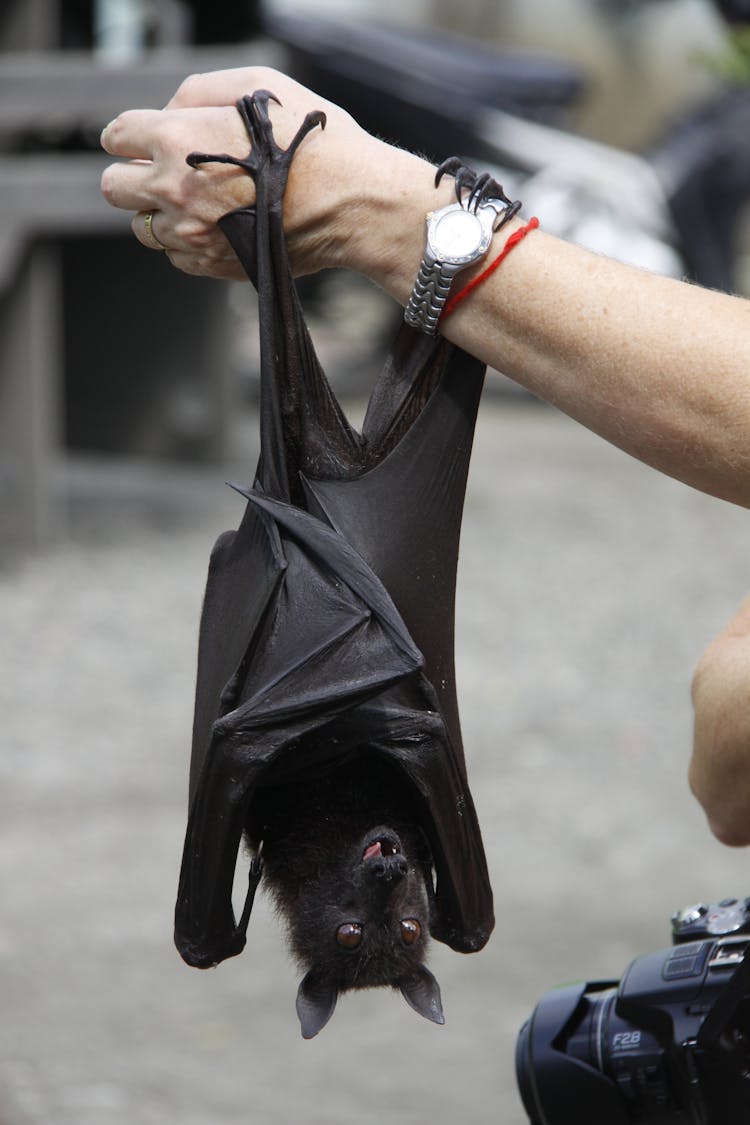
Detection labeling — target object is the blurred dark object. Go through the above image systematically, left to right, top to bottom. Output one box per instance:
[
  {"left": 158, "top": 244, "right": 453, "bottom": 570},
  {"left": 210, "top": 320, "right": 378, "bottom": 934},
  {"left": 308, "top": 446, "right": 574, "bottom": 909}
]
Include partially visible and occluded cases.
[
  {"left": 0, "top": 0, "right": 275, "bottom": 549},
  {"left": 1, "top": 0, "right": 262, "bottom": 50},
  {"left": 60, "top": 0, "right": 94, "bottom": 48},
  {"left": 182, "top": 0, "right": 261, "bottom": 44},
  {"left": 594, "top": 0, "right": 750, "bottom": 22},
  {"left": 713, "top": 0, "right": 750, "bottom": 23},
  {"left": 268, "top": 12, "right": 750, "bottom": 296},
  {"left": 264, "top": 13, "right": 585, "bottom": 165},
  {"left": 651, "top": 86, "right": 750, "bottom": 292},
  {"left": 62, "top": 236, "right": 233, "bottom": 459}
]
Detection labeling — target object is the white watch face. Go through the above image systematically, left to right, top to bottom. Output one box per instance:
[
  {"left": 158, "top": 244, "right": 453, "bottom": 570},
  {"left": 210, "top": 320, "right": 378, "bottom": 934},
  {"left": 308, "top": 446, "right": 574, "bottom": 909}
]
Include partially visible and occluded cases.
[{"left": 430, "top": 209, "right": 485, "bottom": 262}]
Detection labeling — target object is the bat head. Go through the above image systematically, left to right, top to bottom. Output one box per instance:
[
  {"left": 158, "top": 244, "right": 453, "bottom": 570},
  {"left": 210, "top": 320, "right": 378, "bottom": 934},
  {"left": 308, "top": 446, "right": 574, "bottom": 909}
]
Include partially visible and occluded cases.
[
  {"left": 248, "top": 757, "right": 444, "bottom": 1038},
  {"left": 291, "top": 823, "right": 443, "bottom": 1038}
]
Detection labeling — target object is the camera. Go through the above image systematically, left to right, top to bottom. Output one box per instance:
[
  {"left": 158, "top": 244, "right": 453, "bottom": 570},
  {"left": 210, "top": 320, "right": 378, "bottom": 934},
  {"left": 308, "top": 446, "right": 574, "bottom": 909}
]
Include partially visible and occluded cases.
[{"left": 516, "top": 897, "right": 750, "bottom": 1123}]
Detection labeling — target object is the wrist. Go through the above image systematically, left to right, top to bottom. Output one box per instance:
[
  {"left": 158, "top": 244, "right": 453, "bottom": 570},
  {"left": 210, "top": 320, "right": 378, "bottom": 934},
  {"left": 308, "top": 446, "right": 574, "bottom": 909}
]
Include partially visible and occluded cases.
[
  {"left": 326, "top": 143, "right": 452, "bottom": 301},
  {"left": 326, "top": 144, "right": 531, "bottom": 329}
]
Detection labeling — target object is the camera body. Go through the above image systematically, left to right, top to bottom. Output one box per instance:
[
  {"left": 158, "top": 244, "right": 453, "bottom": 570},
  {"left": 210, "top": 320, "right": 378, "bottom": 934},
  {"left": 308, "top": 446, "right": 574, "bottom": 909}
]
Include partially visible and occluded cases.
[
  {"left": 672, "top": 896, "right": 750, "bottom": 943},
  {"left": 516, "top": 898, "right": 750, "bottom": 1124}
]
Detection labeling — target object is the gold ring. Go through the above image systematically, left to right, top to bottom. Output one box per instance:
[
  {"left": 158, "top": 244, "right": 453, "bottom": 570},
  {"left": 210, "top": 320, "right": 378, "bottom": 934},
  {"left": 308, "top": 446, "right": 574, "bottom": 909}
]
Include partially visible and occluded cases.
[{"left": 142, "top": 210, "right": 168, "bottom": 251}]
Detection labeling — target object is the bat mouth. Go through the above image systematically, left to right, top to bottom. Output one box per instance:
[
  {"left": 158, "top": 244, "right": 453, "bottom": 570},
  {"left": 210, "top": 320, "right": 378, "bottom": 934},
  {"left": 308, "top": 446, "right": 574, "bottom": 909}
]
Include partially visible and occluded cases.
[{"left": 362, "top": 831, "right": 403, "bottom": 864}]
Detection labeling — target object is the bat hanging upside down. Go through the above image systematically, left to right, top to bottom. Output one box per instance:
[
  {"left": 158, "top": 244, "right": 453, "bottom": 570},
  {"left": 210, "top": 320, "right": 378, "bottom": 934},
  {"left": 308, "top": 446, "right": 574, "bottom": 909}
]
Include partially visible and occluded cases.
[{"left": 174, "top": 91, "right": 497, "bottom": 1038}]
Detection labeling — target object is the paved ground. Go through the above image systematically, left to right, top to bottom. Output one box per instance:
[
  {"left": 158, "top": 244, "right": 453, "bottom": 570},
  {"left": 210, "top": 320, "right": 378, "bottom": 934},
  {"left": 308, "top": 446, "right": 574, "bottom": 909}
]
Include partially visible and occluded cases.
[{"left": 2, "top": 394, "right": 750, "bottom": 1125}]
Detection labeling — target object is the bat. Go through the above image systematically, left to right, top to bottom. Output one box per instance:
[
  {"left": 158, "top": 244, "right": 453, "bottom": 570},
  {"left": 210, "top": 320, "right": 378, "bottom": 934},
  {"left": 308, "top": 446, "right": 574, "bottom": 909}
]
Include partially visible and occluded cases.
[{"left": 174, "top": 91, "right": 495, "bottom": 1037}]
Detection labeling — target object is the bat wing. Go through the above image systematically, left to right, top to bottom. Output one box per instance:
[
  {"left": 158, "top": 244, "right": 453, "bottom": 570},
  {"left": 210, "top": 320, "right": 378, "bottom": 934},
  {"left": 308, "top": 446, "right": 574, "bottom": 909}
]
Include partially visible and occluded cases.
[
  {"left": 302, "top": 333, "right": 485, "bottom": 766},
  {"left": 176, "top": 492, "right": 425, "bottom": 967},
  {"left": 188, "top": 499, "right": 284, "bottom": 804}
]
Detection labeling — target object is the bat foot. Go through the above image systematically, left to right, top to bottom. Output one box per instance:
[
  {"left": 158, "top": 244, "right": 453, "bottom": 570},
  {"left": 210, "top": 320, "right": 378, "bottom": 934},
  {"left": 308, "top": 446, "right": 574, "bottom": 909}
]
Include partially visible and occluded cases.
[
  {"left": 186, "top": 90, "right": 326, "bottom": 191},
  {"left": 435, "top": 156, "right": 521, "bottom": 223}
]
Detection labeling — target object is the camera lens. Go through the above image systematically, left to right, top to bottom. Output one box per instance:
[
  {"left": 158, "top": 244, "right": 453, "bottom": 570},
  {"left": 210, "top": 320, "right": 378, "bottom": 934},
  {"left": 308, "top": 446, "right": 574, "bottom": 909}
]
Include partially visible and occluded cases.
[
  {"left": 515, "top": 982, "right": 632, "bottom": 1124},
  {"left": 515, "top": 1016, "right": 546, "bottom": 1125}
]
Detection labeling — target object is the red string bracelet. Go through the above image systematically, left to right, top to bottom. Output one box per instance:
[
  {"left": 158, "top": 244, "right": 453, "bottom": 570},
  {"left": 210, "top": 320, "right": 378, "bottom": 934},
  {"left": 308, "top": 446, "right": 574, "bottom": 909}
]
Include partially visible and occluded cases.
[{"left": 442, "top": 216, "right": 540, "bottom": 321}]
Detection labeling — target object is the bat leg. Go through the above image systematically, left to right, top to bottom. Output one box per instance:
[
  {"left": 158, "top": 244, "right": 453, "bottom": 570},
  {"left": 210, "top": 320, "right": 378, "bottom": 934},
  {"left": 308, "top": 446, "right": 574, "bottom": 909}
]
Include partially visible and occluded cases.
[{"left": 236, "top": 90, "right": 326, "bottom": 169}]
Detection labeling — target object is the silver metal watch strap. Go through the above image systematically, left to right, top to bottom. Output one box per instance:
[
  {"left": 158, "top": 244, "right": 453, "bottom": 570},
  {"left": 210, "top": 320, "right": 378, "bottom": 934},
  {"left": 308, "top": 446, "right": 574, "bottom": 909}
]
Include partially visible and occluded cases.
[{"left": 404, "top": 256, "right": 460, "bottom": 336}]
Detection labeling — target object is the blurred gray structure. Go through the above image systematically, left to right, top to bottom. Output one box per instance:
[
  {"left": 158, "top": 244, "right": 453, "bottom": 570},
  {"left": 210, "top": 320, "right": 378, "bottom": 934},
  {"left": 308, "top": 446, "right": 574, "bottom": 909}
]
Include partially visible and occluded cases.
[{"left": 0, "top": 0, "right": 279, "bottom": 549}]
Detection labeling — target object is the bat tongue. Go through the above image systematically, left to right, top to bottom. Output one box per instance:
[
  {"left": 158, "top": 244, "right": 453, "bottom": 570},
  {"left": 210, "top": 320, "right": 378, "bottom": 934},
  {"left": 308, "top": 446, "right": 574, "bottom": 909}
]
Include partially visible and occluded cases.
[{"left": 363, "top": 841, "right": 383, "bottom": 861}]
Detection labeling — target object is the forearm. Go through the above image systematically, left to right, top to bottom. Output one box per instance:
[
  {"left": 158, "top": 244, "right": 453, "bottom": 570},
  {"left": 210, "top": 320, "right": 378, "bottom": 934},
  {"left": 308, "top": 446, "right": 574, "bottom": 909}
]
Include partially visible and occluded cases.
[
  {"left": 337, "top": 150, "right": 750, "bottom": 507},
  {"left": 440, "top": 241, "right": 750, "bottom": 507},
  {"left": 690, "top": 596, "right": 750, "bottom": 845}
]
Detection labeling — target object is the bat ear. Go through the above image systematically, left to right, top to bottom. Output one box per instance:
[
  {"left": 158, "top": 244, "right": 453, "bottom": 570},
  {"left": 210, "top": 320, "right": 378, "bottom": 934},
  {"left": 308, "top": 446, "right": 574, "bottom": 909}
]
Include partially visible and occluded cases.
[
  {"left": 399, "top": 965, "right": 445, "bottom": 1026},
  {"left": 296, "top": 971, "right": 339, "bottom": 1039}
]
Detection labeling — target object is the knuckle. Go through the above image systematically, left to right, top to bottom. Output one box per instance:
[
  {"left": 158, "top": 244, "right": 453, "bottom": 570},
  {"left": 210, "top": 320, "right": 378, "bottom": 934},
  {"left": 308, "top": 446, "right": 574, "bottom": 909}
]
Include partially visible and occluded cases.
[
  {"left": 247, "top": 66, "right": 273, "bottom": 86},
  {"left": 175, "top": 72, "right": 205, "bottom": 102},
  {"left": 102, "top": 111, "right": 127, "bottom": 145},
  {"left": 100, "top": 120, "right": 116, "bottom": 153},
  {"left": 100, "top": 164, "right": 127, "bottom": 203},
  {"left": 148, "top": 165, "right": 185, "bottom": 208},
  {"left": 99, "top": 166, "right": 115, "bottom": 199},
  {"left": 162, "top": 174, "right": 195, "bottom": 211},
  {"left": 171, "top": 217, "right": 195, "bottom": 243},
  {"left": 174, "top": 219, "right": 211, "bottom": 251},
  {"left": 180, "top": 255, "right": 207, "bottom": 277}
]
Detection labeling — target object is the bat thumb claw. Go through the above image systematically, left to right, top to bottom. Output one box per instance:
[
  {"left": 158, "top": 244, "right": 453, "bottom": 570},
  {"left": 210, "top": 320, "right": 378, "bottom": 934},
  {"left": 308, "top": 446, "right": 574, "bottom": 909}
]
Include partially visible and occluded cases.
[{"left": 237, "top": 854, "right": 264, "bottom": 937}]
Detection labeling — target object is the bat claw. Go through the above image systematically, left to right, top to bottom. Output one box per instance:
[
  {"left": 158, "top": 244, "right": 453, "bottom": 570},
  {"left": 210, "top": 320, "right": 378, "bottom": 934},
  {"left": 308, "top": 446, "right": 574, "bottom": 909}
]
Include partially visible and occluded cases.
[
  {"left": 285, "top": 108, "right": 327, "bottom": 161},
  {"left": 434, "top": 155, "right": 521, "bottom": 224},
  {"left": 434, "top": 155, "right": 461, "bottom": 185},
  {"left": 468, "top": 172, "right": 493, "bottom": 211},
  {"left": 237, "top": 848, "right": 264, "bottom": 939}
]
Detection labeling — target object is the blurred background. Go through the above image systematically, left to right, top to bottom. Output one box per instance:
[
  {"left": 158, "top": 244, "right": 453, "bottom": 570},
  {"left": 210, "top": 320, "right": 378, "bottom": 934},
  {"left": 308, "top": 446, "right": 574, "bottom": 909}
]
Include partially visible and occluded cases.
[{"left": 2, "top": 1, "right": 750, "bottom": 1122}]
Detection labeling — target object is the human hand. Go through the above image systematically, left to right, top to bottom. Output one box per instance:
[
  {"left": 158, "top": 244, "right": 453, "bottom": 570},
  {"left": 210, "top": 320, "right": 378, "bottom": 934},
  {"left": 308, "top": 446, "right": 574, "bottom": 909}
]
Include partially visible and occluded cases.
[
  {"left": 100, "top": 67, "right": 408, "bottom": 280},
  {"left": 101, "top": 100, "right": 252, "bottom": 278}
]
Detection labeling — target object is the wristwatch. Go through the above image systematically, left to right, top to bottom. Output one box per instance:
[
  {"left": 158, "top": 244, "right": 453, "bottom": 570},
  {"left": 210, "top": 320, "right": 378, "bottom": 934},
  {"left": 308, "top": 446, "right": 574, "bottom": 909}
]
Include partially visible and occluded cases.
[{"left": 404, "top": 199, "right": 507, "bottom": 335}]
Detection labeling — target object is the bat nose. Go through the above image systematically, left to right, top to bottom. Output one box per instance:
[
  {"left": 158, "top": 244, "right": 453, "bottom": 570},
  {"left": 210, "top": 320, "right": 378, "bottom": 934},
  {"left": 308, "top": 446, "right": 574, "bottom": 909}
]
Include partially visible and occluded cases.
[{"left": 372, "top": 854, "right": 408, "bottom": 881}]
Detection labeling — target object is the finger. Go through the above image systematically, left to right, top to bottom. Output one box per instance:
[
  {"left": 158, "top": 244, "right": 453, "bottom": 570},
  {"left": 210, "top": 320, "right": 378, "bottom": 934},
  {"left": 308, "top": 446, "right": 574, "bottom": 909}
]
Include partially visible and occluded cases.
[
  {"left": 166, "top": 66, "right": 281, "bottom": 109},
  {"left": 100, "top": 109, "right": 164, "bottom": 159},
  {"left": 100, "top": 159, "right": 156, "bottom": 212},
  {"left": 131, "top": 207, "right": 244, "bottom": 267},
  {"left": 133, "top": 210, "right": 170, "bottom": 252}
]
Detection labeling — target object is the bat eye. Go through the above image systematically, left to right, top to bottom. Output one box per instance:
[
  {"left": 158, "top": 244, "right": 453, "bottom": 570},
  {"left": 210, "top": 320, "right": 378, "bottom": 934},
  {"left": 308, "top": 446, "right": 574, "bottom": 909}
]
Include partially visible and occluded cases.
[
  {"left": 400, "top": 918, "right": 421, "bottom": 945},
  {"left": 336, "top": 922, "right": 363, "bottom": 949}
]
